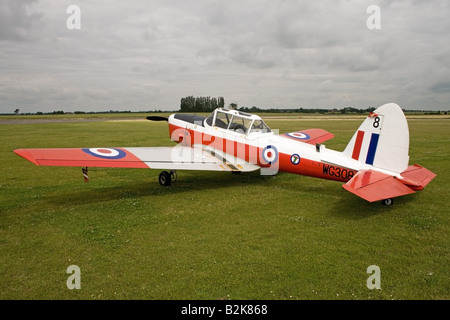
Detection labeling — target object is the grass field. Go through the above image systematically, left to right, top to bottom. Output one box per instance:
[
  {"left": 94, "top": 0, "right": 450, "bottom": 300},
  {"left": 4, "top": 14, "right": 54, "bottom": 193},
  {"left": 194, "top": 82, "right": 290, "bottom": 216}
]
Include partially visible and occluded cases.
[{"left": 0, "top": 114, "right": 448, "bottom": 300}]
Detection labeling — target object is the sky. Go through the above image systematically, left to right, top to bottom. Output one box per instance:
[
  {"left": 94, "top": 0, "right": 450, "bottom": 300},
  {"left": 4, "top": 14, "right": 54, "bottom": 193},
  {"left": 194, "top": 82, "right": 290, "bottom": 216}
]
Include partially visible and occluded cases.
[{"left": 1, "top": 0, "right": 449, "bottom": 113}]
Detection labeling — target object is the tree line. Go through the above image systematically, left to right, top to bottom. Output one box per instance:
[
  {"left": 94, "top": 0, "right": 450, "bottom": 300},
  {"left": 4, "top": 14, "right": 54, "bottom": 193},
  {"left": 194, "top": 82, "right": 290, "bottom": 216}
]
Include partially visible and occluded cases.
[
  {"left": 179, "top": 97, "right": 378, "bottom": 114},
  {"left": 6, "top": 99, "right": 448, "bottom": 115},
  {"left": 237, "top": 106, "right": 377, "bottom": 114}
]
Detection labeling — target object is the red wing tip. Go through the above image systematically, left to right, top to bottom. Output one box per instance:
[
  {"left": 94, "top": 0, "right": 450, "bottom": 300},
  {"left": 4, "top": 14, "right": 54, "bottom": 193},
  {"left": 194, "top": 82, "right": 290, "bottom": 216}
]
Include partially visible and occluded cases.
[{"left": 14, "top": 149, "right": 40, "bottom": 165}]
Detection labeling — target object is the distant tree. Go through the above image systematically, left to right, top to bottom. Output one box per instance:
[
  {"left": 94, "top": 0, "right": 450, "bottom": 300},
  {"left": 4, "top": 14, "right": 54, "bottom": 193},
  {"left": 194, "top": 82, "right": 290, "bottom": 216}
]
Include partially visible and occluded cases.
[
  {"left": 180, "top": 96, "right": 225, "bottom": 112},
  {"left": 218, "top": 97, "right": 225, "bottom": 109},
  {"left": 14, "top": 109, "right": 19, "bottom": 115}
]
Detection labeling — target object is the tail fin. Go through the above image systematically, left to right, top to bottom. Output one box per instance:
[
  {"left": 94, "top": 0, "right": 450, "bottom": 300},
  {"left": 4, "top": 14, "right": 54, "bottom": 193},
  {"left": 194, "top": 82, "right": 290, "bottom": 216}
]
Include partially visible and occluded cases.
[{"left": 343, "top": 103, "right": 409, "bottom": 173}]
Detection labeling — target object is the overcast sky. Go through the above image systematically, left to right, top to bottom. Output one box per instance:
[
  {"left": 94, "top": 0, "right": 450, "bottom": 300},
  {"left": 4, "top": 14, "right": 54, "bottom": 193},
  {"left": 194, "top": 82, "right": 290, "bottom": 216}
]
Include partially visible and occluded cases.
[{"left": 1, "top": 0, "right": 449, "bottom": 113}]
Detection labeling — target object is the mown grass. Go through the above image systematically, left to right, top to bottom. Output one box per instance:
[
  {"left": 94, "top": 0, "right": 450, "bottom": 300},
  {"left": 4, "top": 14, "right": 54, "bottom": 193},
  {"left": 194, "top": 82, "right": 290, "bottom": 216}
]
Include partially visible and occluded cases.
[{"left": 0, "top": 115, "right": 448, "bottom": 300}]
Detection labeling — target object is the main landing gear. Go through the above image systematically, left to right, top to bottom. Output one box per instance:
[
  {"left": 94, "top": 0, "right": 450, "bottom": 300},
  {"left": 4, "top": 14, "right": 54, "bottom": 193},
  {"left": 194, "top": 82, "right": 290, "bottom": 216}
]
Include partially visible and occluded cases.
[
  {"left": 158, "top": 170, "right": 177, "bottom": 186},
  {"left": 381, "top": 198, "right": 394, "bottom": 206}
]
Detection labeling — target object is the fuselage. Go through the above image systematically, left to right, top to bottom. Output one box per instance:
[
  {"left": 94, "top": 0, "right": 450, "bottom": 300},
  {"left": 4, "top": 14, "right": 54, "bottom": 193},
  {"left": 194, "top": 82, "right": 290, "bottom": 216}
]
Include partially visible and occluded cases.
[{"left": 167, "top": 111, "right": 359, "bottom": 183}]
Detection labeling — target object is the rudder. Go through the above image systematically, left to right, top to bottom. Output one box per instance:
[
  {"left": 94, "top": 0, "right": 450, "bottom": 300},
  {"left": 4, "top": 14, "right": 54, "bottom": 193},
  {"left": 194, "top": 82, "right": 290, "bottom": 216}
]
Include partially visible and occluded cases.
[{"left": 343, "top": 103, "right": 409, "bottom": 173}]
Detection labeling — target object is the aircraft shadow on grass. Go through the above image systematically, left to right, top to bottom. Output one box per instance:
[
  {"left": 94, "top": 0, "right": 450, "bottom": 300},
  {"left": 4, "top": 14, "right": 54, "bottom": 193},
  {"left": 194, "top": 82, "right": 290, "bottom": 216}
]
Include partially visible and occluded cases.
[{"left": 40, "top": 169, "right": 415, "bottom": 221}]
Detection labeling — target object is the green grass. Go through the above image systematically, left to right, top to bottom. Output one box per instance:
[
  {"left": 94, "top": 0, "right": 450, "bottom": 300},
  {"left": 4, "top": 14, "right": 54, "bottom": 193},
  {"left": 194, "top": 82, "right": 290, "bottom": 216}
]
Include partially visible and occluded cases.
[{"left": 0, "top": 116, "right": 448, "bottom": 300}]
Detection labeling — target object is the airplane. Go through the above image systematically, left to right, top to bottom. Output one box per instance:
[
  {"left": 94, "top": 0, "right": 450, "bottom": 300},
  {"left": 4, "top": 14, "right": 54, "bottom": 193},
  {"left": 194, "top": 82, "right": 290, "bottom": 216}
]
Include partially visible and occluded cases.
[{"left": 14, "top": 103, "right": 436, "bottom": 205}]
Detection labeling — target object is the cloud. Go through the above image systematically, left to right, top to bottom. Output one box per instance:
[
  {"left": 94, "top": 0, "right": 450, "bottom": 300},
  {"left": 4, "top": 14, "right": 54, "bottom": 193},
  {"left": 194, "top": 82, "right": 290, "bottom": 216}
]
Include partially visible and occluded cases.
[
  {"left": 0, "top": 0, "right": 449, "bottom": 112},
  {"left": 0, "top": 0, "right": 44, "bottom": 41}
]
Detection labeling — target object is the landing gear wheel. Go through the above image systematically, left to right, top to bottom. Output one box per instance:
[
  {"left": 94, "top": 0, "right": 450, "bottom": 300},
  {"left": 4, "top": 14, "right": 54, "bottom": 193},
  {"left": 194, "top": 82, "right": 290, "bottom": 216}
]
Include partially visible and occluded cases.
[
  {"left": 170, "top": 170, "right": 177, "bottom": 183},
  {"left": 158, "top": 171, "right": 171, "bottom": 186},
  {"left": 381, "top": 198, "right": 394, "bottom": 206}
]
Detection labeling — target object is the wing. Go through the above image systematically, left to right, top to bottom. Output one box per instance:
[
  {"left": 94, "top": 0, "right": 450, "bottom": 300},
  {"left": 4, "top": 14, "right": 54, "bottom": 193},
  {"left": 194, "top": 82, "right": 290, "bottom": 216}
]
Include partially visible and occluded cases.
[
  {"left": 281, "top": 129, "right": 334, "bottom": 145},
  {"left": 14, "top": 146, "right": 260, "bottom": 172},
  {"left": 126, "top": 146, "right": 259, "bottom": 172},
  {"left": 14, "top": 148, "right": 148, "bottom": 168},
  {"left": 343, "top": 170, "right": 415, "bottom": 202}
]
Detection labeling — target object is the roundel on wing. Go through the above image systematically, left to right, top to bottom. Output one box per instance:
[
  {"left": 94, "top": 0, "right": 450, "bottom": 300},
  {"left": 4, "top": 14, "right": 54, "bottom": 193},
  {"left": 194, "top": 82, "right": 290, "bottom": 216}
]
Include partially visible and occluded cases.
[
  {"left": 287, "top": 132, "right": 311, "bottom": 140},
  {"left": 261, "top": 145, "right": 278, "bottom": 164},
  {"left": 82, "top": 148, "right": 127, "bottom": 159}
]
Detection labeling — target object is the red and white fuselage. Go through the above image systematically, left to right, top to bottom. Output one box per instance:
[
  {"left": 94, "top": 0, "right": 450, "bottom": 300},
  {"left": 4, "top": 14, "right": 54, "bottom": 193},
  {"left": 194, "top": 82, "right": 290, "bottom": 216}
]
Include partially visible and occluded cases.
[{"left": 167, "top": 108, "right": 357, "bottom": 183}]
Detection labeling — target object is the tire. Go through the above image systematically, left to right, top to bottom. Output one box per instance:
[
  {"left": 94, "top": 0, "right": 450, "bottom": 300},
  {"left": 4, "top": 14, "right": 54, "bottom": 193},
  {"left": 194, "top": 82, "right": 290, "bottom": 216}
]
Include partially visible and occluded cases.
[
  {"left": 158, "top": 171, "right": 171, "bottom": 186},
  {"left": 381, "top": 198, "right": 394, "bottom": 206}
]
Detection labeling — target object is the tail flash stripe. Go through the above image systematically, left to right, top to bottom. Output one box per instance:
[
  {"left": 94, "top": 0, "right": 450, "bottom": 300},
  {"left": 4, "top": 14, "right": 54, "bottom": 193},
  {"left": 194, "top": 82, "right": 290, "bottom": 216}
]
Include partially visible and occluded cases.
[
  {"left": 352, "top": 130, "right": 365, "bottom": 160},
  {"left": 365, "top": 133, "right": 380, "bottom": 165}
]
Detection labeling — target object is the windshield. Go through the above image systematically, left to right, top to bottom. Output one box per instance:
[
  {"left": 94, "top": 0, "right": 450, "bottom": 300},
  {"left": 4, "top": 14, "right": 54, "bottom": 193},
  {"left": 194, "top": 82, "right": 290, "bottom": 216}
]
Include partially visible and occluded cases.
[
  {"left": 206, "top": 109, "right": 271, "bottom": 134},
  {"left": 215, "top": 110, "right": 230, "bottom": 129},
  {"left": 228, "top": 115, "right": 253, "bottom": 133},
  {"left": 250, "top": 119, "right": 271, "bottom": 133}
]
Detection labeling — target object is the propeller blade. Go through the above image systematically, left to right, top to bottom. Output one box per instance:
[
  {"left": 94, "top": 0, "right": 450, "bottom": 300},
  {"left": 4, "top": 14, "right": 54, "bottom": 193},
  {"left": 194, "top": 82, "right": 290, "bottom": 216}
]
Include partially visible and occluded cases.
[{"left": 146, "top": 116, "right": 168, "bottom": 122}]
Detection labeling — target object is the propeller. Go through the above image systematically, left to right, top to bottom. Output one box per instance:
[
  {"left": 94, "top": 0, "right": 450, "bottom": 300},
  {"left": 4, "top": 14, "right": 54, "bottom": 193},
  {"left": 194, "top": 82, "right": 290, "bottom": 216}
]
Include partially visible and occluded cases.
[{"left": 146, "top": 116, "right": 169, "bottom": 122}]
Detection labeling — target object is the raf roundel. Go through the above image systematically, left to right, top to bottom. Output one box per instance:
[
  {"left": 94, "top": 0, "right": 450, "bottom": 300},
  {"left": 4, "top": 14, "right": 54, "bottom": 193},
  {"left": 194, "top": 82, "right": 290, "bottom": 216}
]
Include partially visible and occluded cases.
[
  {"left": 287, "top": 132, "right": 311, "bottom": 140},
  {"left": 261, "top": 145, "right": 278, "bottom": 164},
  {"left": 82, "top": 148, "right": 127, "bottom": 159},
  {"left": 290, "top": 154, "right": 301, "bottom": 165}
]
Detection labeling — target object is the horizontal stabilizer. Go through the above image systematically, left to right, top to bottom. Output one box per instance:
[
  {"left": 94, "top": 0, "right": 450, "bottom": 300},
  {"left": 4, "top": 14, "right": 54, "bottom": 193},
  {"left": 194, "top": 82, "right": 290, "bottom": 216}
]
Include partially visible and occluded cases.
[
  {"left": 399, "top": 164, "right": 436, "bottom": 190},
  {"left": 343, "top": 170, "right": 415, "bottom": 202}
]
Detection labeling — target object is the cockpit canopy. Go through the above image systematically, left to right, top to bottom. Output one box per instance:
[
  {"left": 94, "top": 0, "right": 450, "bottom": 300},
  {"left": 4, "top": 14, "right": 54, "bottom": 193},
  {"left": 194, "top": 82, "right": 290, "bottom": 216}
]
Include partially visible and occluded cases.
[{"left": 205, "top": 108, "right": 271, "bottom": 135}]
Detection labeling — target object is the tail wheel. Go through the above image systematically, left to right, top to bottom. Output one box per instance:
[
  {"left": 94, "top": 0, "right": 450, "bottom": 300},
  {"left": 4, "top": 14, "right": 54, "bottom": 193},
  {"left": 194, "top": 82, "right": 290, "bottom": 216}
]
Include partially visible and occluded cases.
[
  {"left": 158, "top": 171, "right": 171, "bottom": 186},
  {"left": 381, "top": 198, "right": 394, "bottom": 206}
]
